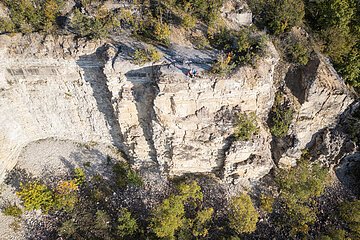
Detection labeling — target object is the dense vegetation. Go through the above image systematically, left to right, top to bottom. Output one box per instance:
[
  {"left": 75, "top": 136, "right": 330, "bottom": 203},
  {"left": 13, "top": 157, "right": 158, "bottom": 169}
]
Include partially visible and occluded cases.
[
  {"left": 249, "top": 0, "right": 360, "bottom": 88},
  {"left": 1, "top": 150, "right": 359, "bottom": 239}
]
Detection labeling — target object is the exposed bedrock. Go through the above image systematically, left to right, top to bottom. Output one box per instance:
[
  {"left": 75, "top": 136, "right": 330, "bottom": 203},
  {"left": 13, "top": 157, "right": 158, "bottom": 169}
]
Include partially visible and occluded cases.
[{"left": 0, "top": 33, "right": 353, "bottom": 185}]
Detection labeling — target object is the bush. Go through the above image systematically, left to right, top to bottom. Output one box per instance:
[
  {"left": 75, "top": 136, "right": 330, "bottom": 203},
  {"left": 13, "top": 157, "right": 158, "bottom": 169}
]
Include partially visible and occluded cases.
[
  {"left": 2, "top": 0, "right": 63, "bottom": 33},
  {"left": 176, "top": 0, "right": 224, "bottom": 23},
  {"left": 304, "top": 0, "right": 359, "bottom": 87},
  {"left": 70, "top": 8, "right": 120, "bottom": 39},
  {"left": 182, "top": 14, "right": 196, "bottom": 29},
  {"left": 0, "top": 18, "right": 15, "bottom": 33},
  {"left": 153, "top": 21, "right": 171, "bottom": 45},
  {"left": 210, "top": 28, "right": 266, "bottom": 69},
  {"left": 287, "top": 41, "right": 310, "bottom": 65},
  {"left": 133, "top": 47, "right": 163, "bottom": 65},
  {"left": 210, "top": 53, "right": 235, "bottom": 76},
  {"left": 269, "top": 92, "right": 293, "bottom": 138},
  {"left": 234, "top": 112, "right": 258, "bottom": 141},
  {"left": 113, "top": 162, "right": 143, "bottom": 188},
  {"left": 74, "top": 168, "right": 86, "bottom": 186},
  {"left": 54, "top": 180, "right": 79, "bottom": 212},
  {"left": 16, "top": 181, "right": 55, "bottom": 213},
  {"left": 228, "top": 193, "right": 259, "bottom": 234},
  {"left": 260, "top": 194, "right": 274, "bottom": 214},
  {"left": 151, "top": 195, "right": 185, "bottom": 239},
  {"left": 2, "top": 203, "right": 22, "bottom": 217},
  {"left": 117, "top": 208, "right": 138, "bottom": 237},
  {"left": 59, "top": 219, "right": 76, "bottom": 238}
]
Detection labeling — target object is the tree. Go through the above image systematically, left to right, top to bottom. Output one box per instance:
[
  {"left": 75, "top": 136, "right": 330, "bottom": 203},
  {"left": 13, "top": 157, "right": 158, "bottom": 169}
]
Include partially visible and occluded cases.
[
  {"left": 249, "top": 0, "right": 305, "bottom": 34},
  {"left": 275, "top": 155, "right": 329, "bottom": 236},
  {"left": 150, "top": 181, "right": 211, "bottom": 239},
  {"left": 228, "top": 193, "right": 259, "bottom": 234},
  {"left": 151, "top": 195, "right": 185, "bottom": 239},
  {"left": 117, "top": 208, "right": 138, "bottom": 238}
]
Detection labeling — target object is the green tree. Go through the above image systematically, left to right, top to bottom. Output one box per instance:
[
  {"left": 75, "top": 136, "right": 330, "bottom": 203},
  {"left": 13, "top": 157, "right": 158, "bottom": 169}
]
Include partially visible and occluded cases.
[
  {"left": 249, "top": 0, "right": 305, "bottom": 34},
  {"left": 275, "top": 156, "right": 329, "bottom": 236},
  {"left": 150, "top": 181, "right": 210, "bottom": 239},
  {"left": 228, "top": 193, "right": 259, "bottom": 234},
  {"left": 151, "top": 195, "right": 185, "bottom": 239}
]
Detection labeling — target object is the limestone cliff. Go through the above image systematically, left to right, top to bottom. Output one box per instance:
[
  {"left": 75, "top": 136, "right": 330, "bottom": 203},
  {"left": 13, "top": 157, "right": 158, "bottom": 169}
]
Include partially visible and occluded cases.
[{"left": 0, "top": 32, "right": 353, "bottom": 185}]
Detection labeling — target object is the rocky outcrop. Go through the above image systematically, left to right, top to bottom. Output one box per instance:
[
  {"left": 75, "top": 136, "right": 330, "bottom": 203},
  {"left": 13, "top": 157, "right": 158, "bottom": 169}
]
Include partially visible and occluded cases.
[
  {"left": 0, "top": 32, "right": 353, "bottom": 185},
  {"left": 278, "top": 55, "right": 353, "bottom": 166}
]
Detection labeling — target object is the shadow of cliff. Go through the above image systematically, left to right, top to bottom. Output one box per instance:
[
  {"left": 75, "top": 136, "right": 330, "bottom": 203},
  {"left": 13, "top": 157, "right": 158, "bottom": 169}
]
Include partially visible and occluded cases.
[
  {"left": 76, "top": 46, "right": 126, "bottom": 152},
  {"left": 285, "top": 58, "right": 320, "bottom": 104},
  {"left": 125, "top": 65, "right": 161, "bottom": 163}
]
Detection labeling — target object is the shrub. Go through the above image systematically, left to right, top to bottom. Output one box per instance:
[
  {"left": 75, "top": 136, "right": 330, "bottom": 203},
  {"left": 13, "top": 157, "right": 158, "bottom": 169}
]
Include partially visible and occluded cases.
[
  {"left": 2, "top": 0, "right": 63, "bottom": 33},
  {"left": 176, "top": 0, "right": 224, "bottom": 23},
  {"left": 304, "top": 0, "right": 359, "bottom": 87},
  {"left": 70, "top": 8, "right": 120, "bottom": 39},
  {"left": 182, "top": 14, "right": 196, "bottom": 29},
  {"left": 0, "top": 18, "right": 15, "bottom": 33},
  {"left": 153, "top": 21, "right": 171, "bottom": 45},
  {"left": 210, "top": 28, "right": 266, "bottom": 68},
  {"left": 287, "top": 41, "right": 310, "bottom": 65},
  {"left": 133, "top": 47, "right": 163, "bottom": 65},
  {"left": 210, "top": 53, "right": 235, "bottom": 76},
  {"left": 269, "top": 92, "right": 293, "bottom": 138},
  {"left": 234, "top": 112, "right": 258, "bottom": 141},
  {"left": 113, "top": 162, "right": 143, "bottom": 188},
  {"left": 74, "top": 168, "right": 86, "bottom": 186},
  {"left": 54, "top": 180, "right": 79, "bottom": 212},
  {"left": 16, "top": 181, "right": 55, "bottom": 213},
  {"left": 228, "top": 193, "right": 259, "bottom": 234},
  {"left": 260, "top": 194, "right": 274, "bottom": 214},
  {"left": 2, "top": 203, "right": 22, "bottom": 217},
  {"left": 191, "top": 207, "right": 213, "bottom": 237},
  {"left": 117, "top": 208, "right": 138, "bottom": 237},
  {"left": 59, "top": 219, "right": 76, "bottom": 238}
]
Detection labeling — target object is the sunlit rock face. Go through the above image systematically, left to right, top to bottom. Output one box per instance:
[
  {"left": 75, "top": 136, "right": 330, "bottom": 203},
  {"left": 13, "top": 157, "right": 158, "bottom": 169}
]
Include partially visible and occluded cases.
[{"left": 0, "top": 32, "right": 352, "bottom": 185}]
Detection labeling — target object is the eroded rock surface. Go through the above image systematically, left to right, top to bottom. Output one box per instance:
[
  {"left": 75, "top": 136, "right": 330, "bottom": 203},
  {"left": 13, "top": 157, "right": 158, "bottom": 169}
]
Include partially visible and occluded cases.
[{"left": 0, "top": 33, "right": 353, "bottom": 186}]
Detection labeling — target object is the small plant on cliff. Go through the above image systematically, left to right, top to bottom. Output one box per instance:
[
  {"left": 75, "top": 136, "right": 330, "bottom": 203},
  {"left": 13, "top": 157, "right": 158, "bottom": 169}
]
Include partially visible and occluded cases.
[
  {"left": 133, "top": 47, "right": 162, "bottom": 65},
  {"left": 269, "top": 92, "right": 294, "bottom": 138},
  {"left": 234, "top": 112, "right": 258, "bottom": 141},
  {"left": 1, "top": 202, "right": 22, "bottom": 217}
]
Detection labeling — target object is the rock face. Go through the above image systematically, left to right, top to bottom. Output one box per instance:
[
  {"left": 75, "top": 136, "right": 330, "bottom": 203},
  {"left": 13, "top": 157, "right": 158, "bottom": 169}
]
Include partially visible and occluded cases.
[
  {"left": 0, "top": 32, "right": 353, "bottom": 185},
  {"left": 278, "top": 56, "right": 353, "bottom": 166}
]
